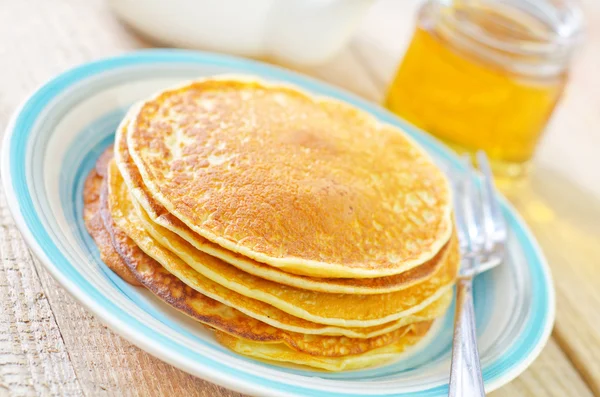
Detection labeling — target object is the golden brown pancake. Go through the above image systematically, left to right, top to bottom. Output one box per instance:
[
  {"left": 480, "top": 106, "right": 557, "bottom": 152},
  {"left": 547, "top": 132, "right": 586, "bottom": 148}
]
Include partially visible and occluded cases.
[
  {"left": 126, "top": 76, "right": 453, "bottom": 278},
  {"left": 115, "top": 118, "right": 447, "bottom": 294},
  {"left": 83, "top": 148, "right": 140, "bottom": 286},
  {"left": 104, "top": 159, "right": 453, "bottom": 337},
  {"left": 85, "top": 162, "right": 441, "bottom": 363},
  {"left": 215, "top": 322, "right": 432, "bottom": 371}
]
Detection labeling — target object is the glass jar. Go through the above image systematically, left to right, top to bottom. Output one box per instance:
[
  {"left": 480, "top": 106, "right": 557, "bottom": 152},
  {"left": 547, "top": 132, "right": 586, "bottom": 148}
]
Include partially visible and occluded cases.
[{"left": 385, "top": 0, "right": 583, "bottom": 179}]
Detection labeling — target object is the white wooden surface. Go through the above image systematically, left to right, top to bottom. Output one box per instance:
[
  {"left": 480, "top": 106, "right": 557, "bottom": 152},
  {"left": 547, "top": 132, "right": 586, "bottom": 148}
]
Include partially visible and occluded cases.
[{"left": 1, "top": 1, "right": 599, "bottom": 396}]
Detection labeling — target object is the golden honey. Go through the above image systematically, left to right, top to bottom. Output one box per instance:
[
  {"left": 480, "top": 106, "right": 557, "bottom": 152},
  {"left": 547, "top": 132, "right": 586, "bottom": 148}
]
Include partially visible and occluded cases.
[{"left": 385, "top": 0, "right": 582, "bottom": 178}]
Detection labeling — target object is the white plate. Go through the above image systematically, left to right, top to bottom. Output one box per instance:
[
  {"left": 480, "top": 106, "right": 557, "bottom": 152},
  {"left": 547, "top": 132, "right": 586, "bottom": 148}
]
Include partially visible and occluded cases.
[{"left": 1, "top": 50, "right": 554, "bottom": 397}]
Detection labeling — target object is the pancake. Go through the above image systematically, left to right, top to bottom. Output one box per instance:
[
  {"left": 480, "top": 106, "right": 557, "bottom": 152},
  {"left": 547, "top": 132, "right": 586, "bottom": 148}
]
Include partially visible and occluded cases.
[
  {"left": 125, "top": 76, "right": 453, "bottom": 278},
  {"left": 115, "top": 118, "right": 447, "bottom": 294},
  {"left": 83, "top": 148, "right": 140, "bottom": 285},
  {"left": 110, "top": 155, "right": 458, "bottom": 327},
  {"left": 105, "top": 159, "right": 453, "bottom": 337},
  {"left": 89, "top": 164, "right": 445, "bottom": 362},
  {"left": 215, "top": 321, "right": 432, "bottom": 371}
]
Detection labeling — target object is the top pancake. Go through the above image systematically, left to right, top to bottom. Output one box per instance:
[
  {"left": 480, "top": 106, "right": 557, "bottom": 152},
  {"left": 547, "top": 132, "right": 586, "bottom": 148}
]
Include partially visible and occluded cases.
[
  {"left": 127, "top": 76, "right": 453, "bottom": 278},
  {"left": 115, "top": 118, "right": 448, "bottom": 294}
]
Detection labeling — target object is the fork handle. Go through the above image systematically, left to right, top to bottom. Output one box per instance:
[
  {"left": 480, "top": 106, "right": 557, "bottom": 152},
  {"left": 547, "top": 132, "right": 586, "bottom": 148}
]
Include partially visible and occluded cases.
[{"left": 448, "top": 277, "right": 486, "bottom": 397}]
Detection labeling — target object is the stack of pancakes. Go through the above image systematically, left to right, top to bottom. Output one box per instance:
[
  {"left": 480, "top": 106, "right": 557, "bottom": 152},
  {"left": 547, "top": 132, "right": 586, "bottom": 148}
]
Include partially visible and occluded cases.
[{"left": 83, "top": 76, "right": 458, "bottom": 371}]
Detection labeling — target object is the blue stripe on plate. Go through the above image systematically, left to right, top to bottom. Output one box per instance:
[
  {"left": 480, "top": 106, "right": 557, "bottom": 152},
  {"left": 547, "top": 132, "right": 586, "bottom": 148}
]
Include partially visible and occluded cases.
[{"left": 4, "top": 49, "right": 554, "bottom": 397}]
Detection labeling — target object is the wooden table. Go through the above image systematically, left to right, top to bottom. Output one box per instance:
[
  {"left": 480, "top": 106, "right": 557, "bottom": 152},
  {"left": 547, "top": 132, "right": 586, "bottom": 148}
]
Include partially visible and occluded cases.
[{"left": 1, "top": 1, "right": 599, "bottom": 396}]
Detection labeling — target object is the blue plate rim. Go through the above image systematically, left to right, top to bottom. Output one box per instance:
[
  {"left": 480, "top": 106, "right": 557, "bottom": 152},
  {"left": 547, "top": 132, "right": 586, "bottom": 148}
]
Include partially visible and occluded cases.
[{"left": 1, "top": 49, "right": 555, "bottom": 397}]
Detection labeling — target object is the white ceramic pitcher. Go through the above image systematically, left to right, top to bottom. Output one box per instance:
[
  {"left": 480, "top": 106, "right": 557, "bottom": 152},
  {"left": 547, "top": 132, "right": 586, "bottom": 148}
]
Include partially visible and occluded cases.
[{"left": 109, "top": 0, "right": 374, "bottom": 66}]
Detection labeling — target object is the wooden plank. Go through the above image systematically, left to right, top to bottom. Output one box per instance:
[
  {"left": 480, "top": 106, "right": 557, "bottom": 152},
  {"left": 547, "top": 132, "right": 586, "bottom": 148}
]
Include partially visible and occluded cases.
[
  {"left": 506, "top": 171, "right": 600, "bottom": 396},
  {"left": 0, "top": 195, "right": 82, "bottom": 396},
  {"left": 490, "top": 339, "right": 593, "bottom": 397}
]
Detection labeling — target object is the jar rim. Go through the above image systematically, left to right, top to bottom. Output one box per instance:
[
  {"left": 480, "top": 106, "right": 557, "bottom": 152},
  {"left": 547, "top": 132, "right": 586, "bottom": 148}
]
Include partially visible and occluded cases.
[{"left": 427, "top": 0, "right": 584, "bottom": 76}]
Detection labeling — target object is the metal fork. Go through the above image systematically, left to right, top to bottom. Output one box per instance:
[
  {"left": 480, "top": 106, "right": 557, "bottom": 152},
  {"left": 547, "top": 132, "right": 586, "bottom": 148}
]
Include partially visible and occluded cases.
[{"left": 448, "top": 151, "right": 508, "bottom": 397}]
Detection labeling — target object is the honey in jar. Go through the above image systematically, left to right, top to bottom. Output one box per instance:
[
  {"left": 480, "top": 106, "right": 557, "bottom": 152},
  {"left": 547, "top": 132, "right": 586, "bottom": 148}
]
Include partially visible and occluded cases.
[{"left": 385, "top": 0, "right": 583, "bottom": 178}]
